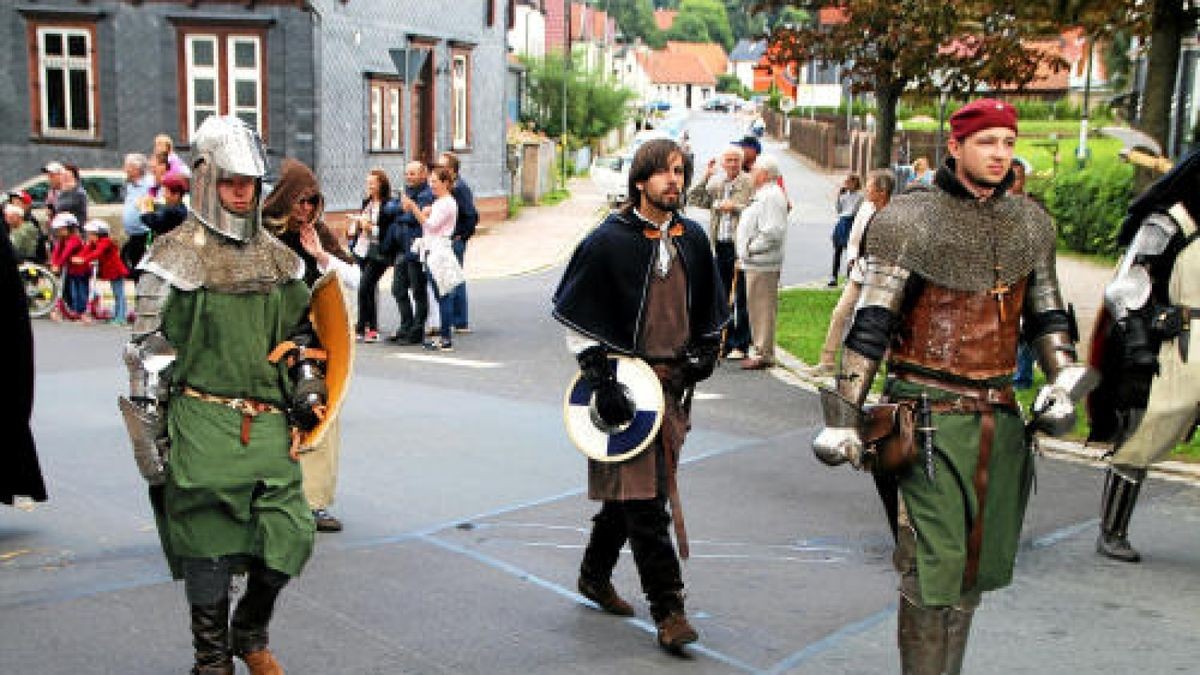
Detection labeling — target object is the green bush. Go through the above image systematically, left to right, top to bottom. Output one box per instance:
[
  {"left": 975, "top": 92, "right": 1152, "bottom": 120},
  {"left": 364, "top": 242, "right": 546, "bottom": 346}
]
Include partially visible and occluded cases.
[{"left": 1045, "top": 162, "right": 1134, "bottom": 257}]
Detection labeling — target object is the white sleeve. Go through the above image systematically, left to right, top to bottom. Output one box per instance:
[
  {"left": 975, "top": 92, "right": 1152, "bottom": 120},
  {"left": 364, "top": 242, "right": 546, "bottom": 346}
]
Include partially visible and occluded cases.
[
  {"left": 845, "top": 201, "right": 876, "bottom": 261},
  {"left": 318, "top": 254, "right": 362, "bottom": 290},
  {"left": 565, "top": 329, "right": 600, "bottom": 355}
]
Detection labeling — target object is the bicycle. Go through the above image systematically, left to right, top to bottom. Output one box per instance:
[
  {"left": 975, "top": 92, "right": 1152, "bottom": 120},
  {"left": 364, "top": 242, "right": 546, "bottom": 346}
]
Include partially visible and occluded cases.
[{"left": 19, "top": 261, "right": 61, "bottom": 318}]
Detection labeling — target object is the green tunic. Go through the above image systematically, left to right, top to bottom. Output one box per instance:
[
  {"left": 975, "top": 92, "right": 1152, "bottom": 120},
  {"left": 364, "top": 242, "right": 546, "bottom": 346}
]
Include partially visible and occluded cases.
[
  {"left": 155, "top": 280, "right": 315, "bottom": 578},
  {"left": 889, "top": 378, "right": 1034, "bottom": 606}
]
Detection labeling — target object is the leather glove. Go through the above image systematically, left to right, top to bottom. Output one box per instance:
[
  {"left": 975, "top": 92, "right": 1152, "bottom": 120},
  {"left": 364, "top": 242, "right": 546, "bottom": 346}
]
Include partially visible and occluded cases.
[
  {"left": 682, "top": 339, "right": 720, "bottom": 385},
  {"left": 578, "top": 345, "right": 635, "bottom": 427},
  {"left": 1032, "top": 384, "right": 1075, "bottom": 437},
  {"left": 812, "top": 426, "right": 865, "bottom": 469}
]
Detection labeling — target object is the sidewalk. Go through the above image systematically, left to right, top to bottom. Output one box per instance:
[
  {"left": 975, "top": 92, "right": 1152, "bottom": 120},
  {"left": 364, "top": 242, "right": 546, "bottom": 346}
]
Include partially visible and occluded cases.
[{"left": 462, "top": 177, "right": 607, "bottom": 280}]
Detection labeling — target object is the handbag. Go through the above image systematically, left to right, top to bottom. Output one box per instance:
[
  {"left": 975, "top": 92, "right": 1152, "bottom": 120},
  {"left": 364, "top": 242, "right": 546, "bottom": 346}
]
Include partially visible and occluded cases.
[
  {"left": 424, "top": 237, "right": 464, "bottom": 297},
  {"left": 861, "top": 401, "right": 918, "bottom": 474}
]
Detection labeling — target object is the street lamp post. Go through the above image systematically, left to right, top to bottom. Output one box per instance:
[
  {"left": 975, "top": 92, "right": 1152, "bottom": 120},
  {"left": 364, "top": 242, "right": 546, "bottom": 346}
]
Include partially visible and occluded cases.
[{"left": 561, "top": 2, "right": 569, "bottom": 190}]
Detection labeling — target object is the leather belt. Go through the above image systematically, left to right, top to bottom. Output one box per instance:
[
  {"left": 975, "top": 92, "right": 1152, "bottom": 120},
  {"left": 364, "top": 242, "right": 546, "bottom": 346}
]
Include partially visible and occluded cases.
[
  {"left": 894, "top": 371, "right": 1017, "bottom": 410},
  {"left": 181, "top": 386, "right": 282, "bottom": 446}
]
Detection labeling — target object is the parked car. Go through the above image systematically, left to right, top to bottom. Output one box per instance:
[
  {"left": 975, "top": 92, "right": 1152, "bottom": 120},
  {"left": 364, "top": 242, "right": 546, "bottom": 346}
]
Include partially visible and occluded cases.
[
  {"left": 702, "top": 97, "right": 733, "bottom": 112},
  {"left": 645, "top": 100, "right": 672, "bottom": 113},
  {"left": 591, "top": 153, "right": 632, "bottom": 208},
  {"left": 14, "top": 169, "right": 127, "bottom": 240}
]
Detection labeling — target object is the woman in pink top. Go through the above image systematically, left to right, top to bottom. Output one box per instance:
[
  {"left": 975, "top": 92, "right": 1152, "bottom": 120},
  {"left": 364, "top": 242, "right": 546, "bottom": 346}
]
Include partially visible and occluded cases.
[{"left": 402, "top": 166, "right": 458, "bottom": 350}]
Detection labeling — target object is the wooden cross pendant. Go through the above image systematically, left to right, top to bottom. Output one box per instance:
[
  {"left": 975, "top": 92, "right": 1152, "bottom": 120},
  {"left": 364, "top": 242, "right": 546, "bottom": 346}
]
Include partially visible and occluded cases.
[{"left": 990, "top": 281, "right": 1011, "bottom": 322}]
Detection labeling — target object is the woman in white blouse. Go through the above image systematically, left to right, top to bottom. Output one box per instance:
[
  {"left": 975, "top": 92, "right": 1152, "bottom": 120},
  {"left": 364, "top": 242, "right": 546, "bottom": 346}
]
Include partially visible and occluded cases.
[{"left": 402, "top": 166, "right": 458, "bottom": 351}]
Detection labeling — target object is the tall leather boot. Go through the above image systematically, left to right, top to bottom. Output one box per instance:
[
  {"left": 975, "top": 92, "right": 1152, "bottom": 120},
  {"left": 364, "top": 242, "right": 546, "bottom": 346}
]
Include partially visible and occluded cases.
[
  {"left": 1097, "top": 467, "right": 1145, "bottom": 563},
  {"left": 625, "top": 499, "right": 696, "bottom": 651},
  {"left": 578, "top": 504, "right": 635, "bottom": 616},
  {"left": 231, "top": 566, "right": 289, "bottom": 675},
  {"left": 897, "top": 596, "right": 946, "bottom": 675},
  {"left": 190, "top": 599, "right": 233, "bottom": 675},
  {"left": 942, "top": 606, "right": 975, "bottom": 675}
]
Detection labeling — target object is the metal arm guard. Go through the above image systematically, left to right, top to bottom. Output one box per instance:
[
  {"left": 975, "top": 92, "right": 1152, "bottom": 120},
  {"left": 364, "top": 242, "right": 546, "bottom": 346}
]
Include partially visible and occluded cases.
[
  {"left": 1103, "top": 213, "right": 1181, "bottom": 370},
  {"left": 814, "top": 260, "right": 908, "bottom": 467},
  {"left": 276, "top": 318, "right": 328, "bottom": 432},
  {"left": 119, "top": 330, "right": 176, "bottom": 485}
]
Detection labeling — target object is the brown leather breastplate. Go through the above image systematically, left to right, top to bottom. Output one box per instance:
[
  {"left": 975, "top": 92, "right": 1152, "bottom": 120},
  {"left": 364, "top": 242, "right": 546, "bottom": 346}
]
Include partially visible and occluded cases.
[{"left": 890, "top": 277, "right": 1027, "bottom": 381}]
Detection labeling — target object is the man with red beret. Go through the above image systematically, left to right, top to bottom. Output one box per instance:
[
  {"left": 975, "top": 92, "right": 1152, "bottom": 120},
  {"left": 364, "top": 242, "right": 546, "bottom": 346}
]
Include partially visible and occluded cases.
[{"left": 812, "top": 98, "right": 1095, "bottom": 674}]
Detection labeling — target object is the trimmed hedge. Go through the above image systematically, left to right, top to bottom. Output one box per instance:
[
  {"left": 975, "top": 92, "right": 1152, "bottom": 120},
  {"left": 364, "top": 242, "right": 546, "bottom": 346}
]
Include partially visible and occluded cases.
[{"left": 1042, "top": 162, "right": 1134, "bottom": 257}]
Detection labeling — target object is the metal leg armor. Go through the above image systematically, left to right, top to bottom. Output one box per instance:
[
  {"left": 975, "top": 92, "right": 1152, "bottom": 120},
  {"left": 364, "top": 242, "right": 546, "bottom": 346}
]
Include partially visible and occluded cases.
[
  {"left": 1097, "top": 467, "right": 1145, "bottom": 563},
  {"left": 897, "top": 596, "right": 947, "bottom": 675}
]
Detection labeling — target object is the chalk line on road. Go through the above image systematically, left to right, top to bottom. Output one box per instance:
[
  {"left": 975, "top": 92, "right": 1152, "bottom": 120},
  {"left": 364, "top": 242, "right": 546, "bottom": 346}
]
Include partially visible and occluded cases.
[{"left": 388, "top": 353, "right": 504, "bottom": 368}]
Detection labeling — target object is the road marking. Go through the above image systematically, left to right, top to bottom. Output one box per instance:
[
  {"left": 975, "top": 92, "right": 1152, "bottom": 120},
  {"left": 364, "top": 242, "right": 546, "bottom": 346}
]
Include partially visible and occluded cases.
[
  {"left": 389, "top": 353, "right": 503, "bottom": 369},
  {"left": 693, "top": 391, "right": 724, "bottom": 401},
  {"left": 420, "top": 534, "right": 760, "bottom": 673}
]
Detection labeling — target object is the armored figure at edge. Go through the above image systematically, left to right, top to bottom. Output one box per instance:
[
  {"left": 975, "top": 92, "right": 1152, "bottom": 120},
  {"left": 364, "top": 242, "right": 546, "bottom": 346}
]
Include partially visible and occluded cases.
[
  {"left": 812, "top": 99, "right": 1094, "bottom": 674},
  {"left": 119, "top": 115, "right": 327, "bottom": 674},
  {"left": 1088, "top": 149, "right": 1200, "bottom": 563}
]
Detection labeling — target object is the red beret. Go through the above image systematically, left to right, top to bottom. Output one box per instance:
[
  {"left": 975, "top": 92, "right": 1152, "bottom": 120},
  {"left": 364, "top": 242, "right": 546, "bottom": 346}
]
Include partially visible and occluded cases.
[
  {"left": 949, "top": 98, "right": 1018, "bottom": 140},
  {"left": 161, "top": 173, "right": 189, "bottom": 193}
]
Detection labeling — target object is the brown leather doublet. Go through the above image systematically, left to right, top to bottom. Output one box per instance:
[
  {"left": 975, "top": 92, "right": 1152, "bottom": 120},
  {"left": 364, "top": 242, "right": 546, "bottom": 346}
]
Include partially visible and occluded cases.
[{"left": 890, "top": 278, "right": 1027, "bottom": 381}]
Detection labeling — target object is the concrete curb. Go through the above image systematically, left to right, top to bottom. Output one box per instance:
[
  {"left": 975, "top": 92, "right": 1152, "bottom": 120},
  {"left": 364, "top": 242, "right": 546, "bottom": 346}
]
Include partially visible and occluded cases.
[
  {"left": 466, "top": 205, "right": 608, "bottom": 281},
  {"left": 767, "top": 344, "right": 1200, "bottom": 486}
]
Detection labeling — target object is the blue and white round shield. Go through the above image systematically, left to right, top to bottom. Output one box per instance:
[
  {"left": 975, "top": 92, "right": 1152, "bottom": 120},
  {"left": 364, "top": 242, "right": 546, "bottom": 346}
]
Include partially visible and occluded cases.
[{"left": 563, "top": 355, "right": 665, "bottom": 463}]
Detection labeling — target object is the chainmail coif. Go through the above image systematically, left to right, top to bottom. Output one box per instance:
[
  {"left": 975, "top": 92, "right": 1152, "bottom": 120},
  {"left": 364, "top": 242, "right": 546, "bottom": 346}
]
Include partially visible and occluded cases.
[{"left": 142, "top": 216, "right": 304, "bottom": 294}]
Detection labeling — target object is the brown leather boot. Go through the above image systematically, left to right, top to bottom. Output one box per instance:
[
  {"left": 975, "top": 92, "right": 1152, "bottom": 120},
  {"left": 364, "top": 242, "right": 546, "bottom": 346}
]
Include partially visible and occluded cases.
[
  {"left": 578, "top": 576, "right": 635, "bottom": 616},
  {"left": 897, "top": 596, "right": 946, "bottom": 675},
  {"left": 190, "top": 600, "right": 233, "bottom": 675},
  {"left": 655, "top": 611, "right": 699, "bottom": 652},
  {"left": 240, "top": 648, "right": 284, "bottom": 675}
]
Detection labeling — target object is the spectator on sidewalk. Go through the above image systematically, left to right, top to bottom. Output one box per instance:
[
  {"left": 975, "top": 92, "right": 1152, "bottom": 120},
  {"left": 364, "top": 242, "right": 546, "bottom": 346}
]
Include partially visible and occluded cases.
[
  {"left": 153, "top": 133, "right": 190, "bottom": 178},
  {"left": 734, "top": 136, "right": 760, "bottom": 173},
  {"left": 687, "top": 144, "right": 754, "bottom": 358},
  {"left": 147, "top": 151, "right": 172, "bottom": 200},
  {"left": 437, "top": 151, "right": 478, "bottom": 334},
  {"left": 121, "top": 153, "right": 155, "bottom": 277},
  {"left": 736, "top": 154, "right": 790, "bottom": 370},
  {"left": 912, "top": 156, "right": 935, "bottom": 186},
  {"left": 41, "top": 161, "right": 66, "bottom": 217},
  {"left": 387, "top": 161, "right": 434, "bottom": 344},
  {"left": 55, "top": 164, "right": 89, "bottom": 226},
  {"left": 402, "top": 166, "right": 458, "bottom": 351},
  {"left": 348, "top": 169, "right": 400, "bottom": 343},
  {"left": 816, "top": 169, "right": 896, "bottom": 375},
  {"left": 139, "top": 174, "right": 189, "bottom": 236},
  {"left": 829, "top": 174, "right": 863, "bottom": 286},
  {"left": 6, "top": 203, "right": 41, "bottom": 261},
  {"left": 48, "top": 213, "right": 88, "bottom": 320},
  {"left": 75, "top": 219, "right": 130, "bottom": 325}
]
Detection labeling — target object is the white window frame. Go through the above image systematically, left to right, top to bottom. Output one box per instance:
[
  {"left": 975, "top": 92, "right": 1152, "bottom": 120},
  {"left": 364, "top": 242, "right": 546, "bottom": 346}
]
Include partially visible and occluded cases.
[
  {"left": 35, "top": 26, "right": 96, "bottom": 138},
  {"left": 185, "top": 34, "right": 221, "bottom": 139},
  {"left": 227, "top": 35, "right": 263, "bottom": 133},
  {"left": 451, "top": 52, "right": 470, "bottom": 149},
  {"left": 367, "top": 78, "right": 404, "bottom": 153}
]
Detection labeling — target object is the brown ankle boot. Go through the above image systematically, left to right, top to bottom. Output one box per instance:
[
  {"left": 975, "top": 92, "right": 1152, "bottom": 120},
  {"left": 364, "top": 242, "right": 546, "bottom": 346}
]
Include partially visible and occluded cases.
[
  {"left": 578, "top": 577, "right": 635, "bottom": 616},
  {"left": 655, "top": 611, "right": 698, "bottom": 652},
  {"left": 240, "top": 648, "right": 284, "bottom": 675}
]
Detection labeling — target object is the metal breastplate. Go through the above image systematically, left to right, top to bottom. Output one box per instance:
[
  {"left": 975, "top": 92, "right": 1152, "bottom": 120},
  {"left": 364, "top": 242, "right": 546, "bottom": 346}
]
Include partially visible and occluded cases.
[{"left": 890, "top": 277, "right": 1027, "bottom": 381}]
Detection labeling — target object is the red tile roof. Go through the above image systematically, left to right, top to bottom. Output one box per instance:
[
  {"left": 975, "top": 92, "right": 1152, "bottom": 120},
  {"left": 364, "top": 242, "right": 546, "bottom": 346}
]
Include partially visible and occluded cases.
[
  {"left": 818, "top": 7, "right": 849, "bottom": 25},
  {"left": 665, "top": 41, "right": 727, "bottom": 78},
  {"left": 641, "top": 50, "right": 717, "bottom": 86}
]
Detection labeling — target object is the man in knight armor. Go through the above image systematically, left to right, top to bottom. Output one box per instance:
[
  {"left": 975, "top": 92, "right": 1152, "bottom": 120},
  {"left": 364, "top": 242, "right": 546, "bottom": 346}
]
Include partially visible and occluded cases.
[
  {"left": 812, "top": 99, "right": 1094, "bottom": 674},
  {"left": 119, "top": 115, "right": 326, "bottom": 674},
  {"left": 552, "top": 139, "right": 728, "bottom": 652},
  {"left": 1088, "top": 149, "right": 1200, "bottom": 563}
]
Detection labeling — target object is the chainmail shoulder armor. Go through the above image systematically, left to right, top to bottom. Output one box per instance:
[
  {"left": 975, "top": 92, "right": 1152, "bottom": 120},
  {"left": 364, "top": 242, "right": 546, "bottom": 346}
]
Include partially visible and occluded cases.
[
  {"left": 863, "top": 188, "right": 1055, "bottom": 292},
  {"left": 141, "top": 216, "right": 304, "bottom": 294}
]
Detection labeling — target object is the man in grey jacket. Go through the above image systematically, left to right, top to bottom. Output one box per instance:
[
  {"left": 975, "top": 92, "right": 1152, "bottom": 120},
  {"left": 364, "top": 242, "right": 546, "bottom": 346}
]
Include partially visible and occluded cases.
[{"left": 736, "top": 154, "right": 790, "bottom": 370}]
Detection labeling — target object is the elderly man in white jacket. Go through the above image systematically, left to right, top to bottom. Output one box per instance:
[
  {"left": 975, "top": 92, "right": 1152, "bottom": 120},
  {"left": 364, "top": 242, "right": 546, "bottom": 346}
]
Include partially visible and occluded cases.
[{"left": 735, "top": 154, "right": 790, "bottom": 370}]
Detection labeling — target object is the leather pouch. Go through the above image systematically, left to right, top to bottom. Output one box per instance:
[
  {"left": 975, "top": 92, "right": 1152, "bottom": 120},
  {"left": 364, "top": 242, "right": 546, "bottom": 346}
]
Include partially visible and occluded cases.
[{"left": 862, "top": 402, "right": 917, "bottom": 474}]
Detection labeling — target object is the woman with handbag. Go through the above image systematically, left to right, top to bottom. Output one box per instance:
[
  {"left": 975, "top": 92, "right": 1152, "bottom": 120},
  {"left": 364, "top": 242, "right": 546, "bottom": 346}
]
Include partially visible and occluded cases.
[
  {"left": 402, "top": 166, "right": 459, "bottom": 352},
  {"left": 348, "top": 170, "right": 400, "bottom": 343}
]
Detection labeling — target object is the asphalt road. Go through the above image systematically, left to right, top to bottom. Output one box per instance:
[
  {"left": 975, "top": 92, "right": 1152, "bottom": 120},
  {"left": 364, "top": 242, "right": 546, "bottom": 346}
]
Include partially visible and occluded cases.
[{"left": 3, "top": 111, "right": 1197, "bottom": 674}]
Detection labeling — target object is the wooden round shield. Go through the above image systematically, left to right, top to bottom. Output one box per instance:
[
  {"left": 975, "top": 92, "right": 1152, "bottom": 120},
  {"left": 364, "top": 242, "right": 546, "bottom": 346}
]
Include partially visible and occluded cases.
[{"left": 563, "top": 355, "right": 665, "bottom": 463}]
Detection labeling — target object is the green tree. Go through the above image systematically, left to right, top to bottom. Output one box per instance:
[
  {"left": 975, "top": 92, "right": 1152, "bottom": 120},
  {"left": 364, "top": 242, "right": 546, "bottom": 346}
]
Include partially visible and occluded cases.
[
  {"left": 609, "top": 0, "right": 667, "bottom": 48},
  {"left": 674, "top": 0, "right": 735, "bottom": 51},
  {"left": 755, "top": 1, "right": 1070, "bottom": 168},
  {"left": 667, "top": 12, "right": 713, "bottom": 42},
  {"left": 520, "top": 54, "right": 634, "bottom": 142}
]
